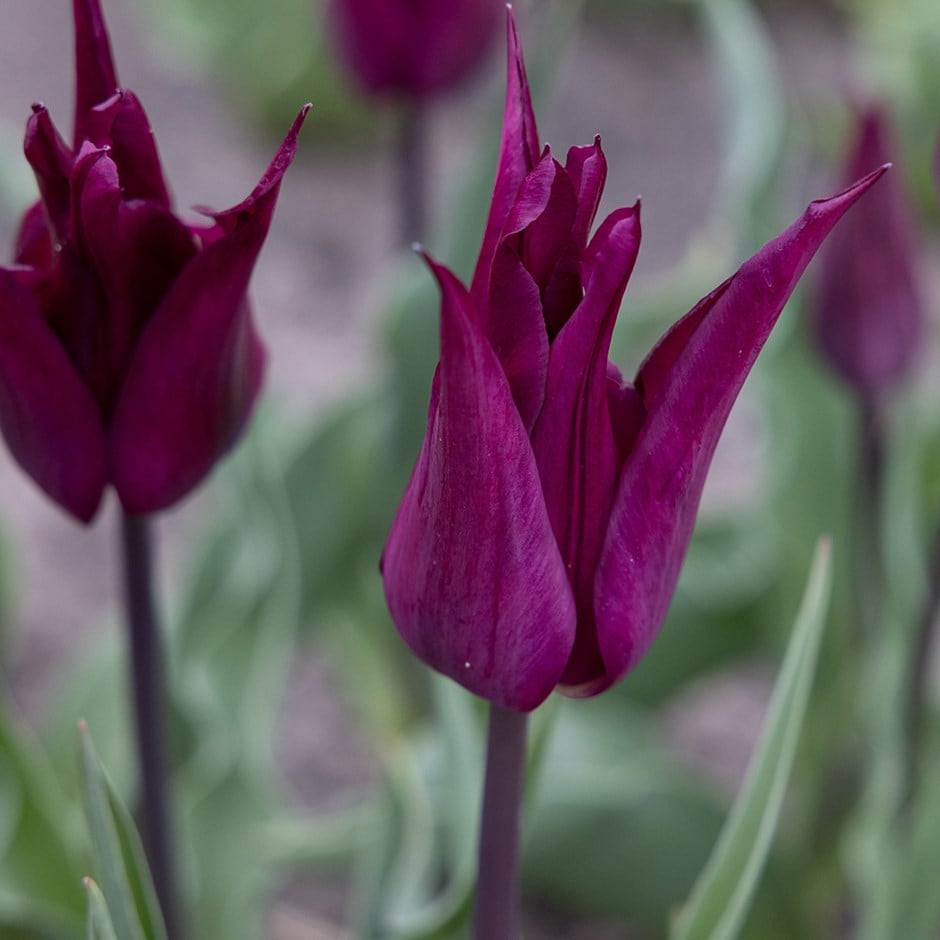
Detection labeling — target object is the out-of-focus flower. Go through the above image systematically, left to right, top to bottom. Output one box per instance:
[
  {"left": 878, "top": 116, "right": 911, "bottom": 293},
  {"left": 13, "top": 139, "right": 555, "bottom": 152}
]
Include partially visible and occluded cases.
[
  {"left": 0, "top": 0, "right": 308, "bottom": 522},
  {"left": 327, "top": 0, "right": 501, "bottom": 99},
  {"left": 380, "top": 10, "right": 887, "bottom": 712},
  {"left": 813, "top": 106, "right": 924, "bottom": 396}
]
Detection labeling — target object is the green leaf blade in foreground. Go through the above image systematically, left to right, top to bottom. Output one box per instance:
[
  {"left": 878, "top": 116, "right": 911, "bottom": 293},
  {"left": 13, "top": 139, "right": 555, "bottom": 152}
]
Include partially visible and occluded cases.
[
  {"left": 671, "top": 537, "right": 834, "bottom": 940},
  {"left": 78, "top": 721, "right": 166, "bottom": 940},
  {"left": 84, "top": 878, "right": 119, "bottom": 940}
]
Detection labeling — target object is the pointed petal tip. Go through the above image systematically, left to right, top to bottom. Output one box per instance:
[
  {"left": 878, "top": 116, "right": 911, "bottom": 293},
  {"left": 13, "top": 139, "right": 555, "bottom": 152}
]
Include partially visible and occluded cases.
[
  {"left": 506, "top": 4, "right": 521, "bottom": 46},
  {"left": 281, "top": 104, "right": 312, "bottom": 153},
  {"left": 208, "top": 108, "right": 309, "bottom": 224},
  {"left": 813, "top": 162, "right": 889, "bottom": 208},
  {"left": 421, "top": 251, "right": 461, "bottom": 292}
]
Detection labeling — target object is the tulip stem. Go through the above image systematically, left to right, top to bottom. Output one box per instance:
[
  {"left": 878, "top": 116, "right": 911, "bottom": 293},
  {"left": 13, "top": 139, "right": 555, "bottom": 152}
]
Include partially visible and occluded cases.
[
  {"left": 397, "top": 101, "right": 429, "bottom": 245},
  {"left": 854, "top": 398, "right": 885, "bottom": 643},
  {"left": 120, "top": 512, "right": 182, "bottom": 939},
  {"left": 474, "top": 704, "right": 528, "bottom": 940}
]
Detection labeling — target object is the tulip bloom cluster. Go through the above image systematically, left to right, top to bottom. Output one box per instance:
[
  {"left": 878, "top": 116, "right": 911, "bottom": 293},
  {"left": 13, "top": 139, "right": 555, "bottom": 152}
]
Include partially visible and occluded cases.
[
  {"left": 0, "top": 0, "right": 306, "bottom": 523},
  {"left": 382, "top": 13, "right": 885, "bottom": 711},
  {"left": 813, "top": 107, "right": 924, "bottom": 396}
]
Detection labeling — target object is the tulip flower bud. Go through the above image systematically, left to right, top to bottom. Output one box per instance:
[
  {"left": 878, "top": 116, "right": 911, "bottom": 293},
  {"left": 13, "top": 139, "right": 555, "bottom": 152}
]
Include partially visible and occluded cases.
[
  {"left": 0, "top": 0, "right": 308, "bottom": 522},
  {"left": 327, "top": 0, "right": 502, "bottom": 99},
  {"left": 381, "top": 10, "right": 887, "bottom": 711},
  {"left": 813, "top": 106, "right": 924, "bottom": 397}
]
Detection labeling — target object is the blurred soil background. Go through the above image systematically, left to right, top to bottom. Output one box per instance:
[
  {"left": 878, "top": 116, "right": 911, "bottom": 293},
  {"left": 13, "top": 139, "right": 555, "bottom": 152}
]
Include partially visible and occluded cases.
[{"left": 0, "top": 0, "right": 898, "bottom": 936}]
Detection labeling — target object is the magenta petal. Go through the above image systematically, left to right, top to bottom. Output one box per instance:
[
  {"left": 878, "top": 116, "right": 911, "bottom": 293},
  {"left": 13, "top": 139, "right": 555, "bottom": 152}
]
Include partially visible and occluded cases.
[
  {"left": 72, "top": 0, "right": 119, "bottom": 147},
  {"left": 470, "top": 9, "right": 540, "bottom": 307},
  {"left": 86, "top": 91, "right": 171, "bottom": 204},
  {"left": 23, "top": 106, "right": 74, "bottom": 247},
  {"left": 109, "top": 108, "right": 308, "bottom": 512},
  {"left": 565, "top": 137, "right": 607, "bottom": 251},
  {"left": 539, "top": 142, "right": 608, "bottom": 335},
  {"left": 77, "top": 151, "right": 197, "bottom": 393},
  {"left": 502, "top": 153, "right": 557, "bottom": 239},
  {"left": 520, "top": 157, "right": 578, "bottom": 294},
  {"left": 594, "top": 166, "right": 889, "bottom": 688},
  {"left": 14, "top": 202, "right": 52, "bottom": 269},
  {"left": 531, "top": 204, "right": 641, "bottom": 692},
  {"left": 487, "top": 247, "right": 548, "bottom": 429},
  {"left": 382, "top": 257, "right": 575, "bottom": 712},
  {"left": 0, "top": 268, "right": 106, "bottom": 522}
]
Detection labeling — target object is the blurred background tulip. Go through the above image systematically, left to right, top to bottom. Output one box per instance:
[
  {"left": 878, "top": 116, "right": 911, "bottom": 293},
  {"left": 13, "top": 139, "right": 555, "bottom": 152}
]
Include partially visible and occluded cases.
[
  {"left": 326, "top": 0, "right": 502, "bottom": 100},
  {"left": 813, "top": 105, "right": 924, "bottom": 399}
]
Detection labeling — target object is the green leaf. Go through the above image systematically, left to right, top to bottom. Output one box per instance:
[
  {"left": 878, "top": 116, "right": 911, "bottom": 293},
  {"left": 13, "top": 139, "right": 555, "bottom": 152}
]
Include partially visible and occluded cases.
[
  {"left": 670, "top": 537, "right": 834, "bottom": 940},
  {"left": 350, "top": 680, "right": 486, "bottom": 940},
  {"left": 524, "top": 698, "right": 726, "bottom": 931},
  {"left": 0, "top": 702, "right": 85, "bottom": 935},
  {"left": 77, "top": 721, "right": 166, "bottom": 940},
  {"left": 84, "top": 878, "right": 119, "bottom": 940}
]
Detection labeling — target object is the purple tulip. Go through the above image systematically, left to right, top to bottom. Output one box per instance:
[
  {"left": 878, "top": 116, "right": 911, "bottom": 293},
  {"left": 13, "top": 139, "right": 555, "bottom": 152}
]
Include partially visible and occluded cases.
[
  {"left": 0, "top": 0, "right": 308, "bottom": 523},
  {"left": 327, "top": 0, "right": 501, "bottom": 99},
  {"left": 381, "top": 11, "right": 887, "bottom": 712},
  {"left": 813, "top": 106, "right": 924, "bottom": 396}
]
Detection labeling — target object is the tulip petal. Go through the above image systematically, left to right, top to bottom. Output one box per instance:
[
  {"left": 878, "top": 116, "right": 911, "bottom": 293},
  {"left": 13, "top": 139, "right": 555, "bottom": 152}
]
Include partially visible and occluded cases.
[
  {"left": 72, "top": 0, "right": 119, "bottom": 147},
  {"left": 470, "top": 8, "right": 540, "bottom": 307},
  {"left": 86, "top": 91, "right": 171, "bottom": 205},
  {"left": 23, "top": 106, "right": 74, "bottom": 248},
  {"left": 109, "top": 108, "right": 308, "bottom": 512},
  {"left": 565, "top": 137, "right": 607, "bottom": 252},
  {"left": 538, "top": 138, "right": 608, "bottom": 336},
  {"left": 77, "top": 150, "right": 197, "bottom": 410},
  {"left": 520, "top": 157, "right": 578, "bottom": 295},
  {"left": 595, "top": 167, "right": 889, "bottom": 689},
  {"left": 14, "top": 202, "right": 52, "bottom": 269},
  {"left": 531, "top": 205, "right": 641, "bottom": 692},
  {"left": 487, "top": 247, "right": 547, "bottom": 430},
  {"left": 383, "top": 257, "right": 576, "bottom": 712},
  {"left": 0, "top": 268, "right": 106, "bottom": 522}
]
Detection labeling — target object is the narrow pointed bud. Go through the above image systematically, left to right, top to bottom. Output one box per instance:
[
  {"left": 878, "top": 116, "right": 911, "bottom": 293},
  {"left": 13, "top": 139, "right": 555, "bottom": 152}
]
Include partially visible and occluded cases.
[{"left": 813, "top": 106, "right": 924, "bottom": 397}]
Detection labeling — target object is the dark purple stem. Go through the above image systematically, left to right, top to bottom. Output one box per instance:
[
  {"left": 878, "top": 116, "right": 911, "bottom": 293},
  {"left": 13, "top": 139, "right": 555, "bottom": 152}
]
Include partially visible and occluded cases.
[
  {"left": 398, "top": 100, "right": 428, "bottom": 245},
  {"left": 854, "top": 397, "right": 885, "bottom": 643},
  {"left": 120, "top": 512, "right": 182, "bottom": 939},
  {"left": 474, "top": 704, "right": 528, "bottom": 940}
]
